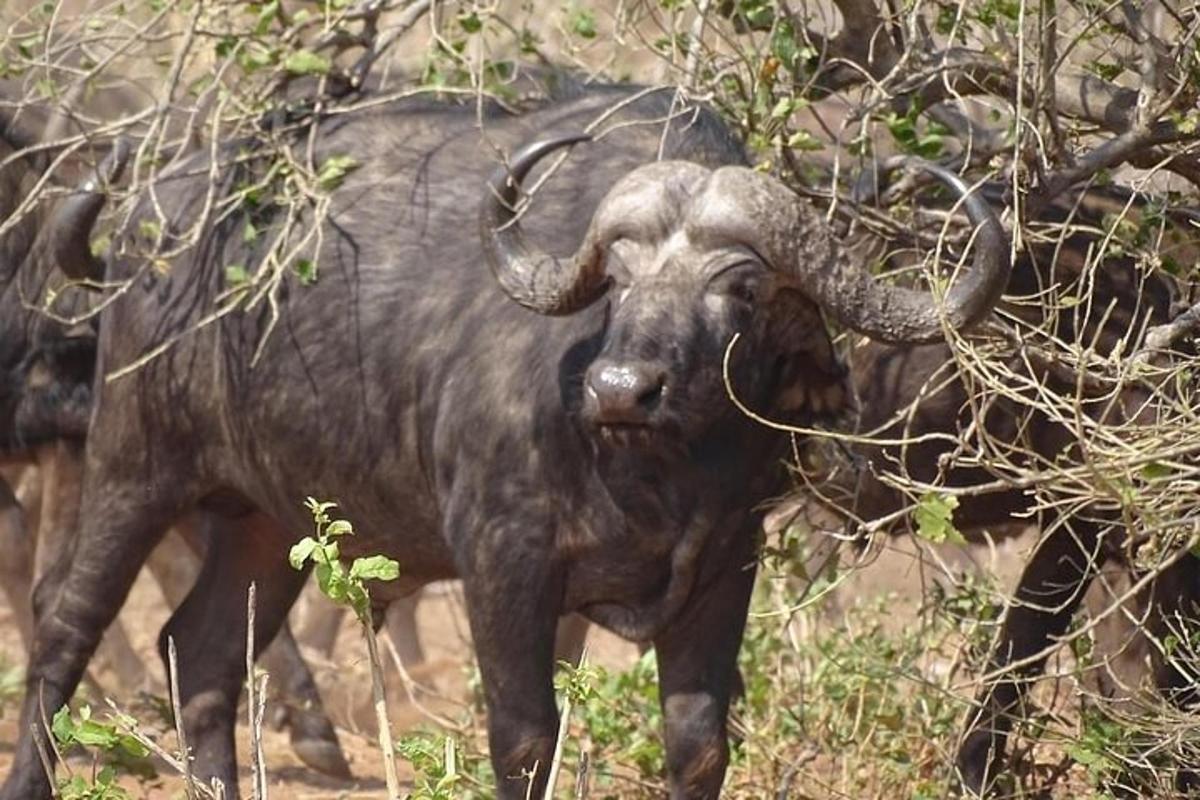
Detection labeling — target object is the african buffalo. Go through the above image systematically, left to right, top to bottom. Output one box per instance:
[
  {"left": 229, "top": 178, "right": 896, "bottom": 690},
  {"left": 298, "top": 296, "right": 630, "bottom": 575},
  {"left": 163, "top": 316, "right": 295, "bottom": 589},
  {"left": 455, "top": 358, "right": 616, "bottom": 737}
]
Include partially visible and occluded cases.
[
  {"left": 0, "top": 85, "right": 1005, "bottom": 799},
  {"left": 0, "top": 102, "right": 125, "bottom": 650},
  {"left": 0, "top": 104, "right": 353, "bottom": 778},
  {"left": 844, "top": 172, "right": 1199, "bottom": 794}
]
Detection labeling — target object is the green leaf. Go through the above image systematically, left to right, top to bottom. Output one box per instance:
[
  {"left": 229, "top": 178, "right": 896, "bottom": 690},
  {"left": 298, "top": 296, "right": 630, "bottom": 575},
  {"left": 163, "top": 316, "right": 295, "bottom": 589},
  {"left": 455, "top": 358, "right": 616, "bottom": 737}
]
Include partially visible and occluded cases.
[
  {"left": 254, "top": 0, "right": 279, "bottom": 36},
  {"left": 569, "top": 8, "right": 597, "bottom": 39},
  {"left": 458, "top": 11, "right": 483, "bottom": 33},
  {"left": 283, "top": 49, "right": 331, "bottom": 76},
  {"left": 769, "top": 97, "right": 795, "bottom": 119},
  {"left": 786, "top": 130, "right": 825, "bottom": 152},
  {"left": 316, "top": 154, "right": 360, "bottom": 191},
  {"left": 138, "top": 219, "right": 161, "bottom": 240},
  {"left": 294, "top": 258, "right": 317, "bottom": 285},
  {"left": 225, "top": 264, "right": 250, "bottom": 286},
  {"left": 1141, "top": 461, "right": 1172, "bottom": 481},
  {"left": 913, "top": 492, "right": 965, "bottom": 544},
  {"left": 326, "top": 519, "right": 354, "bottom": 538},
  {"left": 288, "top": 537, "right": 319, "bottom": 570},
  {"left": 320, "top": 540, "right": 340, "bottom": 563},
  {"left": 350, "top": 554, "right": 400, "bottom": 583},
  {"left": 316, "top": 559, "right": 348, "bottom": 602},
  {"left": 346, "top": 582, "right": 370, "bottom": 618},
  {"left": 51, "top": 705, "right": 74, "bottom": 745},
  {"left": 74, "top": 717, "right": 120, "bottom": 748}
]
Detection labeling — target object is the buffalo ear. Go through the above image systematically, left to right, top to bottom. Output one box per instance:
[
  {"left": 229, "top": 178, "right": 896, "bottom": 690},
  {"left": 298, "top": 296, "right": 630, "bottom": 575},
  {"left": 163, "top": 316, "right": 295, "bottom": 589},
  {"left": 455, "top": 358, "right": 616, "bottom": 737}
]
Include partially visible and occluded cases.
[
  {"left": 766, "top": 298, "right": 850, "bottom": 420},
  {"left": 773, "top": 348, "right": 850, "bottom": 419}
]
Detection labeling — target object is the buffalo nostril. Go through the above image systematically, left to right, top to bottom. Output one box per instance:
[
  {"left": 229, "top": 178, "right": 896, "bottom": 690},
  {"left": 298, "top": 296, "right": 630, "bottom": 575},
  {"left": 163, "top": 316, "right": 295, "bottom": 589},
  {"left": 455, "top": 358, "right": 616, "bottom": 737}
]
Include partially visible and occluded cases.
[
  {"left": 589, "top": 362, "right": 667, "bottom": 422},
  {"left": 635, "top": 375, "right": 665, "bottom": 409}
]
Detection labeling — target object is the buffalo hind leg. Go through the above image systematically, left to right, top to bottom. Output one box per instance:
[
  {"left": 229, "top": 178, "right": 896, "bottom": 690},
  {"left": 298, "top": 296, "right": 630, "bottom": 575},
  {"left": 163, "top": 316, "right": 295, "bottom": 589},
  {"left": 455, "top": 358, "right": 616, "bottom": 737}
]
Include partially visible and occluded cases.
[
  {"left": 0, "top": 483, "right": 177, "bottom": 800},
  {"left": 158, "top": 511, "right": 312, "bottom": 797},
  {"left": 152, "top": 515, "right": 350, "bottom": 778},
  {"left": 957, "top": 516, "right": 1109, "bottom": 795},
  {"left": 459, "top": 521, "right": 560, "bottom": 799},
  {"left": 653, "top": 549, "right": 756, "bottom": 800},
  {"left": 1145, "top": 553, "right": 1200, "bottom": 791},
  {"left": 258, "top": 622, "right": 351, "bottom": 777}
]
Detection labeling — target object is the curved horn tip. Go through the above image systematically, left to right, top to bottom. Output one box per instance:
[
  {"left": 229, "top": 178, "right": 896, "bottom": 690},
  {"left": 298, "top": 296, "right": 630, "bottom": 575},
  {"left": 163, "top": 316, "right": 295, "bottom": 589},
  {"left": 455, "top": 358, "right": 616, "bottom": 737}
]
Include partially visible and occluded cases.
[
  {"left": 480, "top": 131, "right": 607, "bottom": 316},
  {"left": 485, "top": 132, "right": 592, "bottom": 218},
  {"left": 503, "top": 132, "right": 592, "bottom": 182},
  {"left": 100, "top": 137, "right": 131, "bottom": 186},
  {"left": 904, "top": 157, "right": 971, "bottom": 198}
]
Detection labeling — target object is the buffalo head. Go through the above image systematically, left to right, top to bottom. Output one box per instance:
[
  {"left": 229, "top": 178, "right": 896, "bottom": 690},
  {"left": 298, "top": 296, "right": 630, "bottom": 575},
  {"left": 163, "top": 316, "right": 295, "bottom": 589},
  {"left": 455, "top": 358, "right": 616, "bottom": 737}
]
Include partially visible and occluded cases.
[
  {"left": 0, "top": 112, "right": 127, "bottom": 450},
  {"left": 482, "top": 135, "right": 1007, "bottom": 448}
]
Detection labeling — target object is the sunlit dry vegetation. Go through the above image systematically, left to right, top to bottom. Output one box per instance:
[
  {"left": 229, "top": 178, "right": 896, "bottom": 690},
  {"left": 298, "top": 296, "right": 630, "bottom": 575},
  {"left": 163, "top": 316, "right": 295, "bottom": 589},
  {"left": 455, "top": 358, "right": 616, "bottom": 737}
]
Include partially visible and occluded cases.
[{"left": 3, "top": 0, "right": 1200, "bottom": 798}]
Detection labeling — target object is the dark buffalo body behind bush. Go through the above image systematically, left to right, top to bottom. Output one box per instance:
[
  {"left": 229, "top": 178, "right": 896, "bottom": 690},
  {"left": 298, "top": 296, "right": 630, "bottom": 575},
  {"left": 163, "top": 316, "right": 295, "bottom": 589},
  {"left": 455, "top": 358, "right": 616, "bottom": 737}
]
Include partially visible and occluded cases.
[
  {"left": 2, "top": 85, "right": 1005, "bottom": 800},
  {"left": 0, "top": 103, "right": 118, "bottom": 662},
  {"left": 0, "top": 110, "right": 103, "bottom": 453},
  {"left": 848, "top": 182, "right": 1199, "bottom": 793}
]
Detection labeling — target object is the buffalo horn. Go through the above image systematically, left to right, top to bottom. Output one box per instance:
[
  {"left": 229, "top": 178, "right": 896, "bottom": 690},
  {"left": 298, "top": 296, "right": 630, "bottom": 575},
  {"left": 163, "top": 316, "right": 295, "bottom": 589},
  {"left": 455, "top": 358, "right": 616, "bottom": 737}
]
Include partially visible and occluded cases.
[
  {"left": 480, "top": 133, "right": 616, "bottom": 316},
  {"left": 51, "top": 137, "right": 130, "bottom": 282},
  {"left": 716, "top": 159, "right": 1008, "bottom": 342}
]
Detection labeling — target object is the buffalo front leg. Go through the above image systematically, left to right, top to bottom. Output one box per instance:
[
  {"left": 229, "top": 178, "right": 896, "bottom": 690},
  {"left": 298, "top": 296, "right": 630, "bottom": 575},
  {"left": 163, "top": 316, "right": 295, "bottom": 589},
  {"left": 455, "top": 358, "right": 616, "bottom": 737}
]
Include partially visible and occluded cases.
[
  {"left": 31, "top": 443, "right": 149, "bottom": 693},
  {"left": 0, "top": 483, "right": 176, "bottom": 800},
  {"left": 158, "top": 511, "right": 312, "bottom": 797},
  {"left": 957, "top": 517, "right": 1108, "bottom": 795},
  {"left": 459, "top": 521, "right": 560, "bottom": 799},
  {"left": 653, "top": 553, "right": 756, "bottom": 800}
]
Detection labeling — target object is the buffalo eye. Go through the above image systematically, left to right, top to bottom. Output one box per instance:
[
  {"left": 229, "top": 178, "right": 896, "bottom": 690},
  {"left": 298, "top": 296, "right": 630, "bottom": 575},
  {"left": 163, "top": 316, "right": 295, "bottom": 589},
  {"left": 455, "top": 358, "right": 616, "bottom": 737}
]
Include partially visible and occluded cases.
[
  {"left": 707, "top": 261, "right": 764, "bottom": 306},
  {"left": 726, "top": 280, "right": 756, "bottom": 304}
]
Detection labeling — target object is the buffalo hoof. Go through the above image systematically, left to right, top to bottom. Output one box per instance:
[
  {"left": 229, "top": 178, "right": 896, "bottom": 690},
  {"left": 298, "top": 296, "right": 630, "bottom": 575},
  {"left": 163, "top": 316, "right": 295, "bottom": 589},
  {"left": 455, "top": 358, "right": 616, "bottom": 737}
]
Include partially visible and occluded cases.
[{"left": 292, "top": 738, "right": 353, "bottom": 779}]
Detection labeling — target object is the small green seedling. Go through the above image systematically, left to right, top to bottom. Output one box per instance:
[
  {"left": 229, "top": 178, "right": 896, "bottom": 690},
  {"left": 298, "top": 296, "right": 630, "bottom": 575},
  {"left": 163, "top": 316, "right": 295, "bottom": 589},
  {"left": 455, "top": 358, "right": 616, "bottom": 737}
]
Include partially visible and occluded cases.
[
  {"left": 289, "top": 497, "right": 402, "bottom": 799},
  {"left": 289, "top": 497, "right": 400, "bottom": 624},
  {"left": 50, "top": 704, "right": 156, "bottom": 799}
]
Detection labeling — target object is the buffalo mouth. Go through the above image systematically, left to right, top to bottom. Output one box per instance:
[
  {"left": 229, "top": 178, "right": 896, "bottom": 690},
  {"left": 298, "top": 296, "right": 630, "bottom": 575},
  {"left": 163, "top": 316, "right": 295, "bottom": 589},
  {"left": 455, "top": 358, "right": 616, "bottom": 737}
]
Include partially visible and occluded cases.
[{"left": 593, "top": 421, "right": 665, "bottom": 448}]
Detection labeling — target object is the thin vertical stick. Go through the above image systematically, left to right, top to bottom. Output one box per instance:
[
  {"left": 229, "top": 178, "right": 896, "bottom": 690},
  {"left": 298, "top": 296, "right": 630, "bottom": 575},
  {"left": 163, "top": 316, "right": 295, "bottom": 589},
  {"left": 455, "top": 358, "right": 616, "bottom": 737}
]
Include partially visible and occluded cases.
[
  {"left": 246, "top": 582, "right": 267, "bottom": 800},
  {"left": 363, "top": 605, "right": 401, "bottom": 799},
  {"left": 168, "top": 636, "right": 198, "bottom": 800},
  {"left": 544, "top": 646, "right": 588, "bottom": 800},
  {"left": 253, "top": 672, "right": 269, "bottom": 796},
  {"left": 37, "top": 683, "right": 69, "bottom": 777},
  {"left": 31, "top": 723, "right": 61, "bottom": 799},
  {"left": 572, "top": 750, "right": 590, "bottom": 800}
]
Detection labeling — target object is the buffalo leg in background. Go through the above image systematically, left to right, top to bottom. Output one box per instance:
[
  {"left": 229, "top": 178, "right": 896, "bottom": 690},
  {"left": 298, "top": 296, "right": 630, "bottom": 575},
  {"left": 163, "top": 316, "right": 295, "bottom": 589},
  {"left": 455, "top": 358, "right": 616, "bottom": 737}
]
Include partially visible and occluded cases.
[
  {"left": 37, "top": 444, "right": 152, "bottom": 691},
  {"left": 5, "top": 456, "right": 151, "bottom": 692},
  {"left": 0, "top": 474, "right": 34, "bottom": 646},
  {"left": 0, "top": 475, "right": 179, "bottom": 800},
  {"left": 157, "top": 510, "right": 311, "bottom": 796},
  {"left": 149, "top": 516, "right": 351, "bottom": 778},
  {"left": 956, "top": 516, "right": 1110, "bottom": 794},
  {"left": 653, "top": 538, "right": 756, "bottom": 800},
  {"left": 1145, "top": 554, "right": 1200, "bottom": 792},
  {"left": 298, "top": 589, "right": 427, "bottom": 671},
  {"left": 385, "top": 593, "right": 426, "bottom": 669}
]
